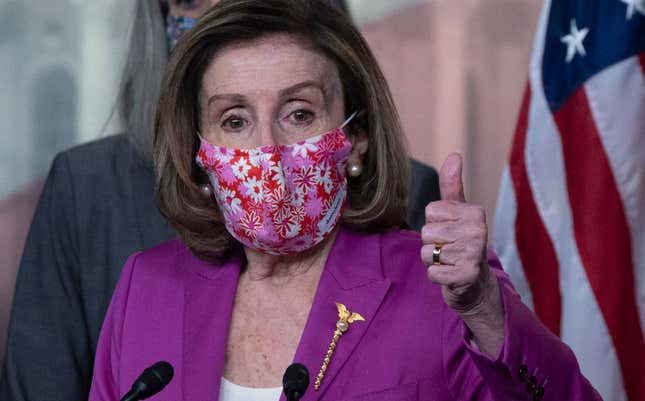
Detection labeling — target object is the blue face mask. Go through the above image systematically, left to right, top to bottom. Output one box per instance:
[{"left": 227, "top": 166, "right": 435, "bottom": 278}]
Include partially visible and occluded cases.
[{"left": 166, "top": 15, "right": 197, "bottom": 50}]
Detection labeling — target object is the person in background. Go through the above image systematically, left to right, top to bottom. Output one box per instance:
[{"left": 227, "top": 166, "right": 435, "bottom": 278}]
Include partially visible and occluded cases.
[
  {"left": 0, "top": 1, "right": 438, "bottom": 400},
  {"left": 89, "top": 1, "right": 600, "bottom": 400}
]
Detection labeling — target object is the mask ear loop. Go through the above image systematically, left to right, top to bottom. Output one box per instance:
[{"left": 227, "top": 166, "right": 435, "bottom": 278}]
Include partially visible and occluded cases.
[
  {"left": 340, "top": 111, "right": 360, "bottom": 129},
  {"left": 342, "top": 111, "right": 365, "bottom": 178}
]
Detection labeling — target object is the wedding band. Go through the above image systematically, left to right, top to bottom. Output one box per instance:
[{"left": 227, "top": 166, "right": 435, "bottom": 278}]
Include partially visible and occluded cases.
[{"left": 432, "top": 245, "right": 442, "bottom": 265}]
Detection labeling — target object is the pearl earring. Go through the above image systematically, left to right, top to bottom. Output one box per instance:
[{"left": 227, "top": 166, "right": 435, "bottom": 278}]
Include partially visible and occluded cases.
[
  {"left": 347, "top": 162, "right": 362, "bottom": 178},
  {"left": 200, "top": 184, "right": 212, "bottom": 196}
]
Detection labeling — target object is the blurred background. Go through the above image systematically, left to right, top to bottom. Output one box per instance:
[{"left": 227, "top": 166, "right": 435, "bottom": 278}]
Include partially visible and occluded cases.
[{"left": 0, "top": 0, "right": 541, "bottom": 366}]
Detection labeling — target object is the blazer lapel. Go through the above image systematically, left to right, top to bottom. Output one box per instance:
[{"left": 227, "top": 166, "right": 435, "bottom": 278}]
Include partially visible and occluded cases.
[
  {"left": 289, "top": 228, "right": 391, "bottom": 401},
  {"left": 181, "top": 251, "right": 242, "bottom": 401}
]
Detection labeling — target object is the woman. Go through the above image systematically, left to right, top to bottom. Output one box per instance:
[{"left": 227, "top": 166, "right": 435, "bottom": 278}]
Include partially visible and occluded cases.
[
  {"left": 89, "top": 1, "right": 600, "bottom": 400},
  {"left": 1, "top": 2, "right": 439, "bottom": 400},
  {"left": 5, "top": 2, "right": 435, "bottom": 401}
]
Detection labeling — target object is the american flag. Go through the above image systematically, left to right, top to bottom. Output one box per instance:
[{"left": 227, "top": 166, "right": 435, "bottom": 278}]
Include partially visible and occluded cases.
[{"left": 493, "top": 1, "right": 644, "bottom": 401}]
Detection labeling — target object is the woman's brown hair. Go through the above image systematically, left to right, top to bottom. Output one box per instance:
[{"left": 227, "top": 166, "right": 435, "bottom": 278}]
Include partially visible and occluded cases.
[{"left": 154, "top": 0, "right": 410, "bottom": 262}]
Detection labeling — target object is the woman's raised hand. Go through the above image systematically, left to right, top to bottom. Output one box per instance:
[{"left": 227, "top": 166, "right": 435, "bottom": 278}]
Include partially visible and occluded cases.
[{"left": 420, "top": 153, "right": 504, "bottom": 355}]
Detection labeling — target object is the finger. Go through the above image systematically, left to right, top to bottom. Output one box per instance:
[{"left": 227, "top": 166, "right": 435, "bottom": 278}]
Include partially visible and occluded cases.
[
  {"left": 439, "top": 152, "right": 466, "bottom": 203},
  {"left": 425, "top": 201, "right": 484, "bottom": 223},
  {"left": 425, "top": 201, "right": 460, "bottom": 223},
  {"left": 421, "top": 222, "right": 460, "bottom": 245},
  {"left": 421, "top": 237, "right": 485, "bottom": 266},
  {"left": 421, "top": 243, "right": 459, "bottom": 266},
  {"left": 426, "top": 264, "right": 478, "bottom": 287}
]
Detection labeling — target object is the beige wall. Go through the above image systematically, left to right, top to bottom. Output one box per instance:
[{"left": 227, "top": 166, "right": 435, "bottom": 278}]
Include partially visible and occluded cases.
[{"left": 360, "top": 0, "right": 542, "bottom": 225}]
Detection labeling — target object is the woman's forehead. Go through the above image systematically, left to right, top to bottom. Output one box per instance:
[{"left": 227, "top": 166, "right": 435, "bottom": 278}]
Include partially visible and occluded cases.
[{"left": 201, "top": 34, "right": 341, "bottom": 98}]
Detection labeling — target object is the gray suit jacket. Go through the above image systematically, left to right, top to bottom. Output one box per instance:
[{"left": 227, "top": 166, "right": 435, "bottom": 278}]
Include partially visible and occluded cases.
[{"left": 0, "top": 134, "right": 439, "bottom": 401}]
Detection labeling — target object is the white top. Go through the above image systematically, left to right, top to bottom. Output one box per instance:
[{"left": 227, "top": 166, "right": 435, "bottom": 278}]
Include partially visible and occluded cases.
[{"left": 219, "top": 377, "right": 283, "bottom": 401}]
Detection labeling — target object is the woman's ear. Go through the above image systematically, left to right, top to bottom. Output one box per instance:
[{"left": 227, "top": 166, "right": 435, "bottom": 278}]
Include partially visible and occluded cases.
[
  {"left": 346, "top": 128, "right": 368, "bottom": 178},
  {"left": 348, "top": 128, "right": 368, "bottom": 159}
]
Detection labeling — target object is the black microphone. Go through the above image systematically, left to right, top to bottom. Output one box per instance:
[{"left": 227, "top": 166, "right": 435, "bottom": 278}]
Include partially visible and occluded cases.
[
  {"left": 120, "top": 361, "right": 174, "bottom": 401},
  {"left": 282, "top": 363, "right": 309, "bottom": 401}
]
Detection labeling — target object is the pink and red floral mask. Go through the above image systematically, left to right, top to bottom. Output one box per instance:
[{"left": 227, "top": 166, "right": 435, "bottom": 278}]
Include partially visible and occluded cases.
[{"left": 196, "top": 114, "right": 356, "bottom": 255}]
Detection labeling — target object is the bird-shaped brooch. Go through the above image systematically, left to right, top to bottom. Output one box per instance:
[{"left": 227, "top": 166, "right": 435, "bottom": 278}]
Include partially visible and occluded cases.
[{"left": 314, "top": 302, "right": 365, "bottom": 390}]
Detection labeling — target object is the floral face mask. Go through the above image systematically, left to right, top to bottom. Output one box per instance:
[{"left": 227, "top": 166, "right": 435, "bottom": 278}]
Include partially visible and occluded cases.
[{"left": 196, "top": 113, "right": 357, "bottom": 255}]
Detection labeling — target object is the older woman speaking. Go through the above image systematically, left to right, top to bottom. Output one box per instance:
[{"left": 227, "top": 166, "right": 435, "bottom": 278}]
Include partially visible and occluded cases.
[{"left": 89, "top": 1, "right": 600, "bottom": 400}]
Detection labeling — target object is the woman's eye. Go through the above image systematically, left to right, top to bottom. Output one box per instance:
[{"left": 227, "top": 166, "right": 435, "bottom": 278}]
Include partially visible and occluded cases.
[
  {"left": 290, "top": 109, "right": 314, "bottom": 124},
  {"left": 221, "top": 116, "right": 246, "bottom": 131}
]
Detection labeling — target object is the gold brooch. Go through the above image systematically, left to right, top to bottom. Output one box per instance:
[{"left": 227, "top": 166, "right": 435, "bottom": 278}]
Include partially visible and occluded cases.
[{"left": 314, "top": 302, "right": 365, "bottom": 390}]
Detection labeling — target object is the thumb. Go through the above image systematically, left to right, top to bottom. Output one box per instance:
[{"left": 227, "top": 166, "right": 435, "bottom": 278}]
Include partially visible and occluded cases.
[{"left": 439, "top": 152, "right": 466, "bottom": 202}]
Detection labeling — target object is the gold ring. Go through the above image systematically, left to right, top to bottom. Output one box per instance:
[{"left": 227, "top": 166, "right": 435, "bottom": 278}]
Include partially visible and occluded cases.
[{"left": 432, "top": 244, "right": 442, "bottom": 265}]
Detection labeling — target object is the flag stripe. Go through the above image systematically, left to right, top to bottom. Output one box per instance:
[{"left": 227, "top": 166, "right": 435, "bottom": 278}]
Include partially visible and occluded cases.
[
  {"left": 584, "top": 56, "right": 645, "bottom": 337},
  {"left": 509, "top": 85, "right": 561, "bottom": 335},
  {"left": 552, "top": 87, "right": 645, "bottom": 401},
  {"left": 493, "top": 168, "right": 534, "bottom": 311}
]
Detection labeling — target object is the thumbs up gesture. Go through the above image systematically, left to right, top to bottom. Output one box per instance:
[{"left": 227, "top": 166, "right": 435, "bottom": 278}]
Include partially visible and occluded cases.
[{"left": 421, "top": 153, "right": 504, "bottom": 354}]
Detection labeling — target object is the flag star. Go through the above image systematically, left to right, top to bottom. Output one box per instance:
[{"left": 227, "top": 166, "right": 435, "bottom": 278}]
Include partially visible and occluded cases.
[
  {"left": 619, "top": 0, "right": 645, "bottom": 19},
  {"left": 560, "top": 19, "right": 589, "bottom": 63}
]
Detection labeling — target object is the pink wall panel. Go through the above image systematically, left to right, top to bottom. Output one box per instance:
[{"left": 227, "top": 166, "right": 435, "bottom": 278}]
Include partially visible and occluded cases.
[{"left": 360, "top": 0, "right": 541, "bottom": 224}]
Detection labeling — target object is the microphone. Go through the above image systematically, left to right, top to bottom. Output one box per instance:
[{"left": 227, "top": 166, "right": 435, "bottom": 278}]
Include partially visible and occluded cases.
[
  {"left": 120, "top": 361, "right": 174, "bottom": 401},
  {"left": 282, "top": 363, "right": 309, "bottom": 401}
]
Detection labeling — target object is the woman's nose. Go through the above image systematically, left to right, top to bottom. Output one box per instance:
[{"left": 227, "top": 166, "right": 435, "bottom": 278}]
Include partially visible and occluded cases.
[{"left": 255, "top": 122, "right": 285, "bottom": 147}]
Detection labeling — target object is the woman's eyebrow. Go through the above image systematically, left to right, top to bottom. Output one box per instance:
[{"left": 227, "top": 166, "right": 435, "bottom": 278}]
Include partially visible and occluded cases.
[
  {"left": 279, "top": 81, "right": 325, "bottom": 98},
  {"left": 207, "top": 93, "right": 246, "bottom": 106}
]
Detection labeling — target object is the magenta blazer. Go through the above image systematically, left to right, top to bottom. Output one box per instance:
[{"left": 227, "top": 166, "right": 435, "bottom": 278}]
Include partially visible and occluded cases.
[{"left": 89, "top": 227, "right": 600, "bottom": 401}]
